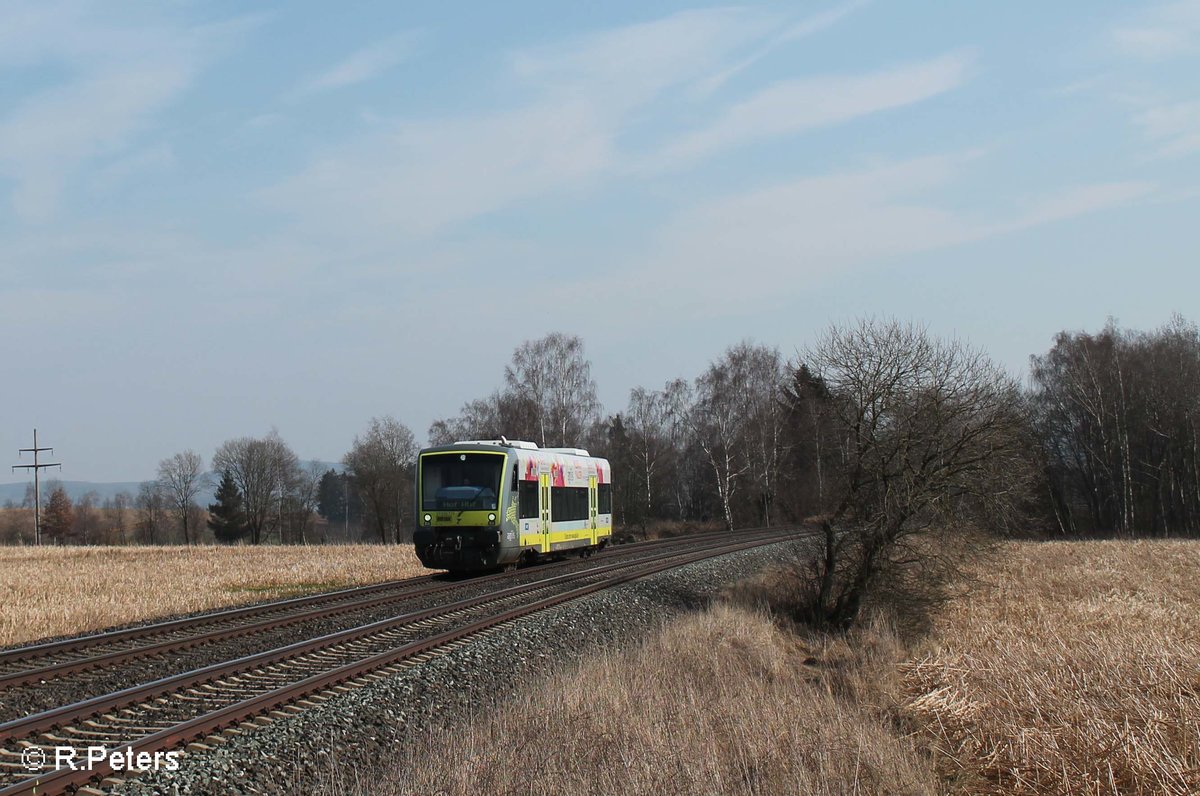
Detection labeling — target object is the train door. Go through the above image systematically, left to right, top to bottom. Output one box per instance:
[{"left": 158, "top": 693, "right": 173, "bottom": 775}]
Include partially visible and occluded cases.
[
  {"left": 539, "top": 472, "right": 551, "bottom": 553},
  {"left": 588, "top": 475, "right": 598, "bottom": 545}
]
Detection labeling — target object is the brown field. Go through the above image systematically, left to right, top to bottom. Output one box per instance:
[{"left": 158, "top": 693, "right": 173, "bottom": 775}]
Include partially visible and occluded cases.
[
  {"left": 333, "top": 539, "right": 1200, "bottom": 795},
  {"left": 902, "top": 539, "right": 1200, "bottom": 794},
  {"left": 0, "top": 545, "right": 424, "bottom": 647},
  {"left": 326, "top": 604, "right": 938, "bottom": 796}
]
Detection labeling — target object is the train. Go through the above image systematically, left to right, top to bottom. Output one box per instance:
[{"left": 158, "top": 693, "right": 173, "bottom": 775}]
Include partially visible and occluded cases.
[{"left": 413, "top": 438, "right": 613, "bottom": 572}]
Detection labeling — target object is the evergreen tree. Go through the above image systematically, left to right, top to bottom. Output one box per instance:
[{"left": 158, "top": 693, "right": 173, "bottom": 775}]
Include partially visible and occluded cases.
[
  {"left": 317, "top": 469, "right": 345, "bottom": 522},
  {"left": 207, "top": 470, "right": 247, "bottom": 543},
  {"left": 43, "top": 486, "right": 75, "bottom": 545}
]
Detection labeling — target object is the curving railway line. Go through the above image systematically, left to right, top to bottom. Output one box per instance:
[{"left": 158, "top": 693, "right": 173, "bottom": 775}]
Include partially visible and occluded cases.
[
  {"left": 0, "top": 528, "right": 799, "bottom": 796},
  {"left": 0, "top": 531, "right": 736, "bottom": 694}
]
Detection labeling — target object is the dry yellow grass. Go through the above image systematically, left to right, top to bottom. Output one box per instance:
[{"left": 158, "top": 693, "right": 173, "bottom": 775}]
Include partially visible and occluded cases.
[
  {"left": 328, "top": 538, "right": 1200, "bottom": 796},
  {"left": 902, "top": 540, "right": 1200, "bottom": 795},
  {"left": 0, "top": 545, "right": 425, "bottom": 647},
  {"left": 333, "top": 605, "right": 938, "bottom": 796}
]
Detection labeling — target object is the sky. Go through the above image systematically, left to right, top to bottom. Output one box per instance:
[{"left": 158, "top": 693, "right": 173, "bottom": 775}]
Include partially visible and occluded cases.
[{"left": 2, "top": 0, "right": 1198, "bottom": 482}]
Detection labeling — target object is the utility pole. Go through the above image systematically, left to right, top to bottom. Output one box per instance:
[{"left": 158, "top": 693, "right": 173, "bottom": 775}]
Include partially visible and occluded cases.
[{"left": 12, "top": 429, "right": 62, "bottom": 546}]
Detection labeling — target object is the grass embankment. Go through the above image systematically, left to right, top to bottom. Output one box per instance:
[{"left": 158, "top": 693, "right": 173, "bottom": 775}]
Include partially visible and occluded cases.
[
  {"left": 354, "top": 540, "right": 1200, "bottom": 795},
  {"left": 0, "top": 545, "right": 424, "bottom": 647}
]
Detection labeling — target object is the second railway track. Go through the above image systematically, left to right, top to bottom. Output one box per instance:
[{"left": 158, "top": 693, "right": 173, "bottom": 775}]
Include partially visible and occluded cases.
[{"left": 0, "top": 531, "right": 739, "bottom": 694}]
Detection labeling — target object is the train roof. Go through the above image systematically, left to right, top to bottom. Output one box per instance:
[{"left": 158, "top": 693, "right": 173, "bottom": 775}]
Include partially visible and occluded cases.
[{"left": 419, "top": 439, "right": 606, "bottom": 462}]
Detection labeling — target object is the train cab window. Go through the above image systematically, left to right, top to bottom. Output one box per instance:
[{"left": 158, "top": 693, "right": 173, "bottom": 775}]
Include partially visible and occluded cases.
[
  {"left": 420, "top": 452, "right": 504, "bottom": 511},
  {"left": 518, "top": 480, "right": 539, "bottom": 519},
  {"left": 598, "top": 484, "right": 612, "bottom": 514}
]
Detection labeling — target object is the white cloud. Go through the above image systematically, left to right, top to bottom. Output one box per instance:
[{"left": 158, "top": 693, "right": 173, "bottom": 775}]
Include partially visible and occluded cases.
[
  {"left": 1112, "top": 0, "right": 1200, "bottom": 59},
  {"left": 690, "top": 1, "right": 867, "bottom": 97},
  {"left": 0, "top": 4, "right": 253, "bottom": 222},
  {"left": 262, "top": 8, "right": 967, "bottom": 242},
  {"left": 263, "top": 8, "right": 789, "bottom": 239},
  {"left": 509, "top": 8, "right": 775, "bottom": 110},
  {"left": 290, "top": 32, "right": 419, "bottom": 97},
  {"left": 653, "top": 50, "right": 972, "bottom": 169},
  {"left": 261, "top": 98, "right": 614, "bottom": 238},
  {"left": 1135, "top": 99, "right": 1200, "bottom": 157},
  {"left": 88, "top": 143, "right": 176, "bottom": 193},
  {"left": 603, "top": 156, "right": 1154, "bottom": 315}
]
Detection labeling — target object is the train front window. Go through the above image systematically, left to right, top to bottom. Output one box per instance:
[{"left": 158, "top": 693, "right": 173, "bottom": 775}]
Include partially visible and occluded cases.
[{"left": 421, "top": 453, "right": 504, "bottom": 511}]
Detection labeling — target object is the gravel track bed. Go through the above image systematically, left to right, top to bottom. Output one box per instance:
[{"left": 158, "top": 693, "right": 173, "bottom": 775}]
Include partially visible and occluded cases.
[
  {"left": 118, "top": 542, "right": 790, "bottom": 796},
  {"left": 0, "top": 544, "right": 697, "bottom": 723}
]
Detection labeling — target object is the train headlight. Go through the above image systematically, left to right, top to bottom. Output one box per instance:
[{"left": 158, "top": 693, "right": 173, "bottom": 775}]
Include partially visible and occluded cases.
[
  {"left": 423, "top": 513, "right": 432, "bottom": 524},
  {"left": 488, "top": 513, "right": 496, "bottom": 524}
]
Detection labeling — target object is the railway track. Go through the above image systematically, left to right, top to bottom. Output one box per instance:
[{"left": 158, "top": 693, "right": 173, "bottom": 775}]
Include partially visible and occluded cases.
[
  {"left": 0, "top": 528, "right": 799, "bottom": 795},
  {"left": 0, "top": 531, "right": 734, "bottom": 694}
]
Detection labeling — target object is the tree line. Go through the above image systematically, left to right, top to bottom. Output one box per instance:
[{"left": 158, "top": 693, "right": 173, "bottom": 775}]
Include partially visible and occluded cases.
[{"left": 3, "top": 317, "right": 1196, "bottom": 555}]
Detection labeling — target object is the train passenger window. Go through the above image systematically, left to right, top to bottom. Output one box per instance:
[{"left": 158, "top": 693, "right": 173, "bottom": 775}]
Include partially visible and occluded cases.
[
  {"left": 518, "top": 480, "right": 539, "bottom": 519},
  {"left": 598, "top": 484, "right": 612, "bottom": 514},
  {"left": 550, "top": 487, "right": 588, "bottom": 521}
]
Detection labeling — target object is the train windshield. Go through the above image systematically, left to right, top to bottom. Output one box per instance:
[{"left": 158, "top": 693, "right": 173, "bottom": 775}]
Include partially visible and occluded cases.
[{"left": 421, "top": 452, "right": 504, "bottom": 511}]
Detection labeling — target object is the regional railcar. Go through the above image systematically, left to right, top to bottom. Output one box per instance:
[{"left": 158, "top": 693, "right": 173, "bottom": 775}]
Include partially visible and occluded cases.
[{"left": 413, "top": 439, "right": 612, "bottom": 572}]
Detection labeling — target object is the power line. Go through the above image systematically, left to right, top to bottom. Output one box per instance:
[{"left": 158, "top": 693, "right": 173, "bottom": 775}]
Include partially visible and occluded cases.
[{"left": 12, "top": 429, "right": 62, "bottom": 546}]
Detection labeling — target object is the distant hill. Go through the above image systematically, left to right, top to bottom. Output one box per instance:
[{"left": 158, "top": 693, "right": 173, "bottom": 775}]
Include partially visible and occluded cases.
[
  {"left": 0, "top": 461, "right": 344, "bottom": 508},
  {"left": 0, "top": 481, "right": 147, "bottom": 505}
]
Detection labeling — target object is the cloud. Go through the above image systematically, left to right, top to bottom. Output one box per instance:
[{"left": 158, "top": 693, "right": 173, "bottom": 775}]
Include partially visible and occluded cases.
[
  {"left": 1112, "top": 0, "right": 1200, "bottom": 59},
  {"left": 690, "top": 1, "right": 867, "bottom": 97},
  {"left": 0, "top": 4, "right": 253, "bottom": 222},
  {"left": 509, "top": 7, "right": 775, "bottom": 110},
  {"left": 262, "top": 8, "right": 789, "bottom": 239},
  {"left": 263, "top": 8, "right": 957, "bottom": 242},
  {"left": 289, "top": 32, "right": 420, "bottom": 98},
  {"left": 653, "top": 50, "right": 972, "bottom": 169},
  {"left": 0, "top": 66, "right": 191, "bottom": 220},
  {"left": 1134, "top": 99, "right": 1200, "bottom": 157},
  {"left": 88, "top": 143, "right": 176, "bottom": 192},
  {"left": 603, "top": 156, "right": 1154, "bottom": 314}
]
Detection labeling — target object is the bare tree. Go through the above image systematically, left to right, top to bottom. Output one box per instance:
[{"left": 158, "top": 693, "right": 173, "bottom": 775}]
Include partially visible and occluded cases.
[
  {"left": 1029, "top": 315, "right": 1200, "bottom": 537},
  {"left": 796, "top": 319, "right": 1031, "bottom": 630},
  {"left": 430, "top": 333, "right": 600, "bottom": 449},
  {"left": 504, "top": 333, "right": 600, "bottom": 447},
  {"left": 689, "top": 342, "right": 781, "bottom": 529},
  {"left": 739, "top": 345, "right": 787, "bottom": 526},
  {"left": 625, "top": 386, "right": 668, "bottom": 519},
  {"left": 429, "top": 392, "right": 537, "bottom": 445},
  {"left": 344, "top": 417, "right": 418, "bottom": 543},
  {"left": 212, "top": 430, "right": 299, "bottom": 544},
  {"left": 158, "top": 450, "right": 210, "bottom": 545},
  {"left": 280, "top": 461, "right": 325, "bottom": 544},
  {"left": 135, "top": 481, "right": 169, "bottom": 545},
  {"left": 73, "top": 491, "right": 102, "bottom": 545},
  {"left": 110, "top": 491, "right": 132, "bottom": 545},
  {"left": 1, "top": 503, "right": 33, "bottom": 544}
]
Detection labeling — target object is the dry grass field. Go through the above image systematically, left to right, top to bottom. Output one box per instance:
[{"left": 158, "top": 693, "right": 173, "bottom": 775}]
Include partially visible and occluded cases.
[
  {"left": 336, "top": 539, "right": 1200, "bottom": 796},
  {"left": 902, "top": 539, "right": 1200, "bottom": 795},
  {"left": 0, "top": 545, "right": 425, "bottom": 647},
  {"left": 330, "top": 604, "right": 939, "bottom": 796}
]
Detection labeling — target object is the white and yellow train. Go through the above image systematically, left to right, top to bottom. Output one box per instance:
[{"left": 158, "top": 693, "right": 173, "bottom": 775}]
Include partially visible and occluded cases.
[{"left": 413, "top": 439, "right": 612, "bottom": 572}]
